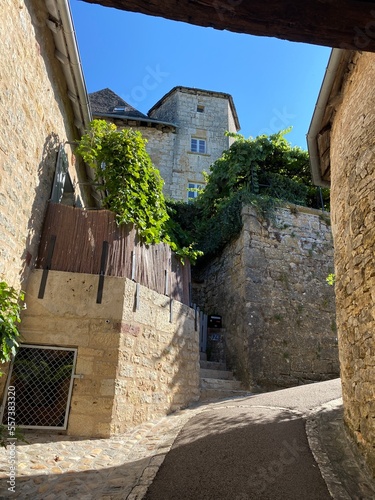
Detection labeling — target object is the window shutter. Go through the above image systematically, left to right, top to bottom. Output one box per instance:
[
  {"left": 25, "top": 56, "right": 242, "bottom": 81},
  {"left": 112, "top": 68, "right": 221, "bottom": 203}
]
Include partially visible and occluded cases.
[{"left": 51, "top": 145, "right": 69, "bottom": 203}]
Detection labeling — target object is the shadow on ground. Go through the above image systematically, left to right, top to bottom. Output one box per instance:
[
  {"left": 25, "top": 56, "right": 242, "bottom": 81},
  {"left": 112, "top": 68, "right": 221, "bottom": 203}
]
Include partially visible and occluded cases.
[
  {"left": 1, "top": 379, "right": 374, "bottom": 500},
  {"left": 0, "top": 404, "right": 328, "bottom": 500},
  {"left": 144, "top": 406, "right": 330, "bottom": 500}
]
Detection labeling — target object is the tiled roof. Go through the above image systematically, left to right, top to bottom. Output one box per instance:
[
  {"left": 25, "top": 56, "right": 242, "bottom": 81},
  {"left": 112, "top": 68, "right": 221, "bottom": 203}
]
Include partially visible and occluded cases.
[{"left": 89, "top": 88, "right": 148, "bottom": 119}]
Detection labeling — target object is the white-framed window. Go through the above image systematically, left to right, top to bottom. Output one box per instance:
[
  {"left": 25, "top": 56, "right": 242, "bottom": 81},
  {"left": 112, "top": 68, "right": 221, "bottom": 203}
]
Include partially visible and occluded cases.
[
  {"left": 113, "top": 106, "right": 126, "bottom": 113},
  {"left": 191, "top": 138, "right": 206, "bottom": 154},
  {"left": 187, "top": 182, "right": 204, "bottom": 203}
]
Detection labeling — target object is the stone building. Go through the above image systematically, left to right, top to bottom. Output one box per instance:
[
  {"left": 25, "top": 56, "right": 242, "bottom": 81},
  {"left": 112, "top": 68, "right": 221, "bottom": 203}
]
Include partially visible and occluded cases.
[
  {"left": 0, "top": 0, "right": 97, "bottom": 291},
  {"left": 0, "top": 0, "right": 200, "bottom": 438},
  {"left": 308, "top": 48, "right": 375, "bottom": 476},
  {"left": 90, "top": 86, "right": 240, "bottom": 201},
  {"left": 89, "top": 88, "right": 177, "bottom": 199},
  {"left": 193, "top": 205, "right": 338, "bottom": 390}
]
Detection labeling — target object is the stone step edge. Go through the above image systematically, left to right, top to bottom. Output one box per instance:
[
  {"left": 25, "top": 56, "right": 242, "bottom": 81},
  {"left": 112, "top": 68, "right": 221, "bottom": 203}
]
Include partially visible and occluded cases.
[
  {"left": 200, "top": 361, "right": 227, "bottom": 370},
  {"left": 199, "top": 369, "right": 234, "bottom": 380},
  {"left": 200, "top": 378, "right": 244, "bottom": 390},
  {"left": 200, "top": 388, "right": 252, "bottom": 395},
  {"left": 199, "top": 389, "right": 253, "bottom": 401}
]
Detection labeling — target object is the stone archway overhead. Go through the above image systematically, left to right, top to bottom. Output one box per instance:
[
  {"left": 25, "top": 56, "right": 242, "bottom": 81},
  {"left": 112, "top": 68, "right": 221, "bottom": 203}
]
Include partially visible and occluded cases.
[{"left": 83, "top": 0, "right": 375, "bottom": 52}]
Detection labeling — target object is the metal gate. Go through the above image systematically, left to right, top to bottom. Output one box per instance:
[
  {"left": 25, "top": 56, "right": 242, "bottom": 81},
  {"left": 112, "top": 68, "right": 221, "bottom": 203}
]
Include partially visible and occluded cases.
[{"left": 0, "top": 345, "right": 77, "bottom": 430}]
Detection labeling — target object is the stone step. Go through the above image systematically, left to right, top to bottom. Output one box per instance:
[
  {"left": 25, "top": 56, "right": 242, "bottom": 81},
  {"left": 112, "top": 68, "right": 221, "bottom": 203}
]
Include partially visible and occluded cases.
[
  {"left": 200, "top": 361, "right": 227, "bottom": 371},
  {"left": 200, "top": 368, "right": 233, "bottom": 380},
  {"left": 200, "top": 377, "right": 243, "bottom": 391},
  {"left": 200, "top": 377, "right": 251, "bottom": 401},
  {"left": 200, "top": 388, "right": 252, "bottom": 401}
]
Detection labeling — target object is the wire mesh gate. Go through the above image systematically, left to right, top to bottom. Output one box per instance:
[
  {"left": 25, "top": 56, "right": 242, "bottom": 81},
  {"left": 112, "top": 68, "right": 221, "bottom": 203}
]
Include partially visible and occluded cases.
[{"left": 1, "top": 345, "right": 77, "bottom": 430}]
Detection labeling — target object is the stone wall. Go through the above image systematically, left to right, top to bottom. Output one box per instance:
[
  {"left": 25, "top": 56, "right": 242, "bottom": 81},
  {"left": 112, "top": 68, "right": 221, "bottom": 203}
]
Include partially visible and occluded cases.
[
  {"left": 0, "top": 0, "right": 93, "bottom": 290},
  {"left": 329, "top": 51, "right": 375, "bottom": 475},
  {"left": 149, "top": 89, "right": 237, "bottom": 201},
  {"left": 131, "top": 126, "right": 176, "bottom": 199},
  {"left": 194, "top": 205, "right": 339, "bottom": 390},
  {"left": 4, "top": 270, "right": 199, "bottom": 437}
]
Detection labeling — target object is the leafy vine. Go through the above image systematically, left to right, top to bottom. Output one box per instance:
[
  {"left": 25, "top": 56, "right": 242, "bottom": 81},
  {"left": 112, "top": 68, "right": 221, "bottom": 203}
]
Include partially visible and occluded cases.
[
  {"left": 76, "top": 120, "right": 202, "bottom": 263},
  {"left": 171, "top": 129, "right": 330, "bottom": 260},
  {"left": 0, "top": 281, "right": 24, "bottom": 372}
]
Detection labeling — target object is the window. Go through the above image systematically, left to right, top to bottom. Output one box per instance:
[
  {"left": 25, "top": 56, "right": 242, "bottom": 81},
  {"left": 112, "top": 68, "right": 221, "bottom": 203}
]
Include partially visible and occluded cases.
[
  {"left": 197, "top": 105, "right": 205, "bottom": 113},
  {"left": 113, "top": 106, "right": 126, "bottom": 113},
  {"left": 191, "top": 138, "right": 206, "bottom": 154},
  {"left": 187, "top": 182, "right": 204, "bottom": 203},
  {"left": 0, "top": 344, "right": 77, "bottom": 429}
]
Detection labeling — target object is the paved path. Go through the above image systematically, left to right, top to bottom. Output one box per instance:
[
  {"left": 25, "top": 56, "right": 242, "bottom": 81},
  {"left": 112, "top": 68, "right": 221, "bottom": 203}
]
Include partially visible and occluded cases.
[
  {"left": 0, "top": 379, "right": 374, "bottom": 499},
  {"left": 145, "top": 405, "right": 331, "bottom": 500}
]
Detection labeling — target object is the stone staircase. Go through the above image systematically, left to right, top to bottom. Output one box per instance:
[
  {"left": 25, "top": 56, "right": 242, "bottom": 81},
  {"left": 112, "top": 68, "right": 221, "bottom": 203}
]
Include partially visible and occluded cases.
[{"left": 199, "top": 357, "right": 251, "bottom": 401}]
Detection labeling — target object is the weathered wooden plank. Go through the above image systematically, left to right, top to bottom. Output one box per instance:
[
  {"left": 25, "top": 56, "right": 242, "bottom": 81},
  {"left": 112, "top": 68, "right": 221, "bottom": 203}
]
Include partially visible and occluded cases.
[
  {"left": 82, "top": 0, "right": 375, "bottom": 52},
  {"left": 37, "top": 204, "right": 191, "bottom": 305}
]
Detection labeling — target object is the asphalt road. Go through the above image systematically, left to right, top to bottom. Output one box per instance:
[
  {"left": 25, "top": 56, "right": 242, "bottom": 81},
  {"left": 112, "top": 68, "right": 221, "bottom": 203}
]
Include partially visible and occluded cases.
[{"left": 145, "top": 379, "right": 342, "bottom": 500}]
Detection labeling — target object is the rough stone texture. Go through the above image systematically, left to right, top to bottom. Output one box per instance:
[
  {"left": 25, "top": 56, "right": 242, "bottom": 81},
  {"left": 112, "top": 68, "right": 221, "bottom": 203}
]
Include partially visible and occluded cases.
[
  {"left": 0, "top": 0, "right": 93, "bottom": 291},
  {"left": 329, "top": 51, "right": 375, "bottom": 477},
  {"left": 149, "top": 89, "right": 237, "bottom": 201},
  {"left": 130, "top": 126, "right": 176, "bottom": 198},
  {"left": 194, "top": 205, "right": 338, "bottom": 390},
  {"left": 3, "top": 269, "right": 199, "bottom": 437}
]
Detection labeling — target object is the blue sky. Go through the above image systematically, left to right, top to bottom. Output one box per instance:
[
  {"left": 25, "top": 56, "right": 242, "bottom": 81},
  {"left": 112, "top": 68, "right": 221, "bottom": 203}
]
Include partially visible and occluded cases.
[{"left": 70, "top": 1, "right": 331, "bottom": 150}]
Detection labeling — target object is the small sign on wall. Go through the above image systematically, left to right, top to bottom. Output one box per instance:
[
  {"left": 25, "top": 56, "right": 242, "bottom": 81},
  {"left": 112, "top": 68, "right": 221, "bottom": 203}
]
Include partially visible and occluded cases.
[{"left": 208, "top": 315, "right": 222, "bottom": 328}]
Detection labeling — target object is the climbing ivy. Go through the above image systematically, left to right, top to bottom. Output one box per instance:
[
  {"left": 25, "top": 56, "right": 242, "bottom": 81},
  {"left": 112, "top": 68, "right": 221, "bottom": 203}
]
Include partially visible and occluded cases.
[
  {"left": 76, "top": 120, "right": 202, "bottom": 263},
  {"left": 77, "top": 120, "right": 169, "bottom": 245},
  {"left": 77, "top": 124, "right": 328, "bottom": 264},
  {"left": 199, "top": 129, "right": 328, "bottom": 218},
  {"left": 171, "top": 130, "right": 330, "bottom": 260},
  {"left": 0, "top": 281, "right": 24, "bottom": 371}
]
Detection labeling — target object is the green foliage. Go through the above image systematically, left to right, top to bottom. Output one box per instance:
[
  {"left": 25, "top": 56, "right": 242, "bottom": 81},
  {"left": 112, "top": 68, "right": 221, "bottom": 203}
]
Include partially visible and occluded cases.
[
  {"left": 77, "top": 120, "right": 201, "bottom": 263},
  {"left": 77, "top": 120, "right": 168, "bottom": 245},
  {"left": 77, "top": 124, "right": 329, "bottom": 264},
  {"left": 199, "top": 129, "right": 329, "bottom": 218},
  {"left": 173, "top": 130, "right": 329, "bottom": 260},
  {"left": 164, "top": 201, "right": 203, "bottom": 261},
  {"left": 326, "top": 273, "right": 336, "bottom": 286},
  {"left": 0, "top": 281, "right": 24, "bottom": 371},
  {"left": 0, "top": 425, "right": 28, "bottom": 448}
]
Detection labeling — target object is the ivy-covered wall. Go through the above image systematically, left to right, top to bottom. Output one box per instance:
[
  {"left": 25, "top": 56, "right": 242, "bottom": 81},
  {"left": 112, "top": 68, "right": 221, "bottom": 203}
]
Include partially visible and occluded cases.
[{"left": 193, "top": 205, "right": 339, "bottom": 390}]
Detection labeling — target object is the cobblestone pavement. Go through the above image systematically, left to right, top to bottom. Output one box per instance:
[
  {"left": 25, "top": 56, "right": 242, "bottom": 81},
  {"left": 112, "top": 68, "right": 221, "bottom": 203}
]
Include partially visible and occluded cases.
[
  {"left": 1, "top": 388, "right": 375, "bottom": 499},
  {"left": 0, "top": 402, "right": 206, "bottom": 499}
]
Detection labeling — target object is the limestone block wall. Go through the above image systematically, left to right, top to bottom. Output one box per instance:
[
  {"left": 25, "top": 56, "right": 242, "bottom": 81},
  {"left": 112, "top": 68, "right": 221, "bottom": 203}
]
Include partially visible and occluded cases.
[
  {"left": 0, "top": 0, "right": 92, "bottom": 290},
  {"left": 329, "top": 51, "right": 375, "bottom": 475},
  {"left": 149, "top": 89, "right": 237, "bottom": 201},
  {"left": 131, "top": 126, "right": 176, "bottom": 199},
  {"left": 194, "top": 205, "right": 338, "bottom": 390},
  {"left": 8, "top": 270, "right": 199, "bottom": 438}
]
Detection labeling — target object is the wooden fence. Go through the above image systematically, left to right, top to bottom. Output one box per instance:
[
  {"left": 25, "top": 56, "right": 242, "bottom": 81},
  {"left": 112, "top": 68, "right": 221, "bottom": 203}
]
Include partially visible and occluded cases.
[{"left": 37, "top": 203, "right": 191, "bottom": 306}]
